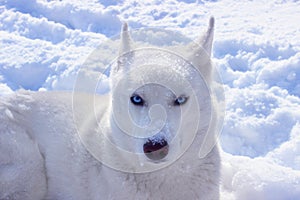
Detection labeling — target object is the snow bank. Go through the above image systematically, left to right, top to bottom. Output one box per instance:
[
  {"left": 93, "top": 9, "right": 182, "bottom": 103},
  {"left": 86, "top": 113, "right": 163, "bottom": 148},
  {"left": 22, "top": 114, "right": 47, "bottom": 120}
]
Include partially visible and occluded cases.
[
  {"left": 1, "top": 0, "right": 300, "bottom": 199},
  {"left": 4, "top": 0, "right": 122, "bottom": 36},
  {"left": 0, "top": 1, "right": 108, "bottom": 91},
  {"left": 0, "top": 83, "right": 13, "bottom": 96},
  {"left": 221, "top": 85, "right": 300, "bottom": 157},
  {"left": 221, "top": 150, "right": 300, "bottom": 200}
]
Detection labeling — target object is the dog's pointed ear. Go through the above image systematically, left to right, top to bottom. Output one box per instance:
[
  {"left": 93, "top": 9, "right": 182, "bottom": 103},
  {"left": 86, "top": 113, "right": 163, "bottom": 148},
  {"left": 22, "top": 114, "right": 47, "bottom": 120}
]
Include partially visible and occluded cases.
[
  {"left": 188, "top": 17, "right": 214, "bottom": 80},
  {"left": 200, "top": 17, "right": 214, "bottom": 57},
  {"left": 112, "top": 22, "right": 134, "bottom": 75},
  {"left": 119, "top": 22, "right": 132, "bottom": 56}
]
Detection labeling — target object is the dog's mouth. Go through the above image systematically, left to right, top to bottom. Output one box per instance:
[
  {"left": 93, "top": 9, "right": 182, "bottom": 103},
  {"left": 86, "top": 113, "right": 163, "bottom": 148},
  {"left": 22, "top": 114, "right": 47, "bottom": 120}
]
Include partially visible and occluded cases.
[{"left": 143, "top": 138, "right": 169, "bottom": 161}]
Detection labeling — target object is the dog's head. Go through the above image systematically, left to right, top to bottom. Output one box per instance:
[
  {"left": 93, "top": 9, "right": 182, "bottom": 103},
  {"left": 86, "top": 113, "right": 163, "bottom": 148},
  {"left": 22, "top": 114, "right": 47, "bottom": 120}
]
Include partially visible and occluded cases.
[{"left": 108, "top": 18, "right": 215, "bottom": 164}]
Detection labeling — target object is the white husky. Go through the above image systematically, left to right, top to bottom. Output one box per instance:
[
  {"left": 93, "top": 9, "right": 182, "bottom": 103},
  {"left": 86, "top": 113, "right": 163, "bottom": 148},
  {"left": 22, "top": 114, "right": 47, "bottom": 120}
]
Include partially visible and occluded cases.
[{"left": 0, "top": 18, "right": 221, "bottom": 200}]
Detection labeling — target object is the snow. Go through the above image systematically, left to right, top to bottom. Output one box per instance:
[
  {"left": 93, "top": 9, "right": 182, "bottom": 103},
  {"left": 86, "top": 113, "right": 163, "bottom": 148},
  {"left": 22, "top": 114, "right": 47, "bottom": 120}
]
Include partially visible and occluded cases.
[{"left": 1, "top": 0, "right": 300, "bottom": 199}]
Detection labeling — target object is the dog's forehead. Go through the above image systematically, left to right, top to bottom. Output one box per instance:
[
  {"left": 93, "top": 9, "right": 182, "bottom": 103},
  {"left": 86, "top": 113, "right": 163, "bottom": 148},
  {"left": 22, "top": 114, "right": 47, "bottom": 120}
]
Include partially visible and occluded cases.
[
  {"left": 134, "top": 63, "right": 203, "bottom": 85},
  {"left": 127, "top": 67, "right": 195, "bottom": 94},
  {"left": 134, "top": 84, "right": 177, "bottom": 98}
]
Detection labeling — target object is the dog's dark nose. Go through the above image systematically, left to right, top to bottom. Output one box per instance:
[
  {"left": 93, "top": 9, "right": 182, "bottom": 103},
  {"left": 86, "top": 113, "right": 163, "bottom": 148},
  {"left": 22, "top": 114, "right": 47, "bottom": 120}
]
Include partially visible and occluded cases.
[{"left": 143, "top": 139, "right": 169, "bottom": 160}]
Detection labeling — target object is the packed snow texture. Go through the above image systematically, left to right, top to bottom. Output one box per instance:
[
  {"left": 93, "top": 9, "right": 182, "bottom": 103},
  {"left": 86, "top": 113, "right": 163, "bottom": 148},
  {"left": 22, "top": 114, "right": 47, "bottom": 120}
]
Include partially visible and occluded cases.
[{"left": 1, "top": 0, "right": 300, "bottom": 199}]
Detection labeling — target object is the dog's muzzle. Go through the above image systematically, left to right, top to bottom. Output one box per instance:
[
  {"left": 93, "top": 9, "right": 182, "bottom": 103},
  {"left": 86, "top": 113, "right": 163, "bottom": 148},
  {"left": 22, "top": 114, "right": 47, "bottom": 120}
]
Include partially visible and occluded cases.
[{"left": 143, "top": 138, "right": 169, "bottom": 160}]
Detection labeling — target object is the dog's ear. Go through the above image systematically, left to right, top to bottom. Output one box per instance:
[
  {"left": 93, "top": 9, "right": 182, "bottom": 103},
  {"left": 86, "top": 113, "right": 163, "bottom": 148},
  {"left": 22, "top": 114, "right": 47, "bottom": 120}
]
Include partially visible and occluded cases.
[
  {"left": 188, "top": 17, "right": 214, "bottom": 80},
  {"left": 199, "top": 17, "right": 214, "bottom": 57},
  {"left": 112, "top": 22, "right": 134, "bottom": 75},
  {"left": 119, "top": 22, "right": 132, "bottom": 56}
]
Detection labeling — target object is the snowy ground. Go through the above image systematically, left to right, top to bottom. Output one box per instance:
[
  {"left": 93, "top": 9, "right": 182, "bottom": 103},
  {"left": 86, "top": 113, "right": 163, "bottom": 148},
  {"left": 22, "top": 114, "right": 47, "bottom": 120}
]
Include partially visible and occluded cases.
[{"left": 1, "top": 0, "right": 300, "bottom": 199}]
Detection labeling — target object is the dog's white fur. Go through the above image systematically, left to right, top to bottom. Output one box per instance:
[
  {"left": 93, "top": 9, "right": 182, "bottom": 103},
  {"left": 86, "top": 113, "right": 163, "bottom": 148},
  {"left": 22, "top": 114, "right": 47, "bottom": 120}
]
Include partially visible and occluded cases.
[{"left": 0, "top": 18, "right": 220, "bottom": 200}]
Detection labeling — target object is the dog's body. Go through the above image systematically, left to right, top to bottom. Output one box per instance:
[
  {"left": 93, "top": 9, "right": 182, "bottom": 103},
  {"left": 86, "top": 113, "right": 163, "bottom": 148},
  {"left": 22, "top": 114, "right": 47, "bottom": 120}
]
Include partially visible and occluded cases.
[{"left": 0, "top": 18, "right": 221, "bottom": 200}]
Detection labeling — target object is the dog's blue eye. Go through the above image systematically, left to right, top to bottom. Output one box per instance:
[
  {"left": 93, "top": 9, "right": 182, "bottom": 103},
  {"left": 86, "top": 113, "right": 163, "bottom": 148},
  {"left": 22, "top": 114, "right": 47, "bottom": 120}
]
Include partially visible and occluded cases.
[
  {"left": 130, "top": 95, "right": 144, "bottom": 106},
  {"left": 174, "top": 96, "right": 188, "bottom": 106}
]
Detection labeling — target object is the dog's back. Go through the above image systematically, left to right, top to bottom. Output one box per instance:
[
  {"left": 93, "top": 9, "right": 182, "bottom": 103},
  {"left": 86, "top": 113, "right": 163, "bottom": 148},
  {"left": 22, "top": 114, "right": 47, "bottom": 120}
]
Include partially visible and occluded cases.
[{"left": 0, "top": 92, "right": 105, "bottom": 199}]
